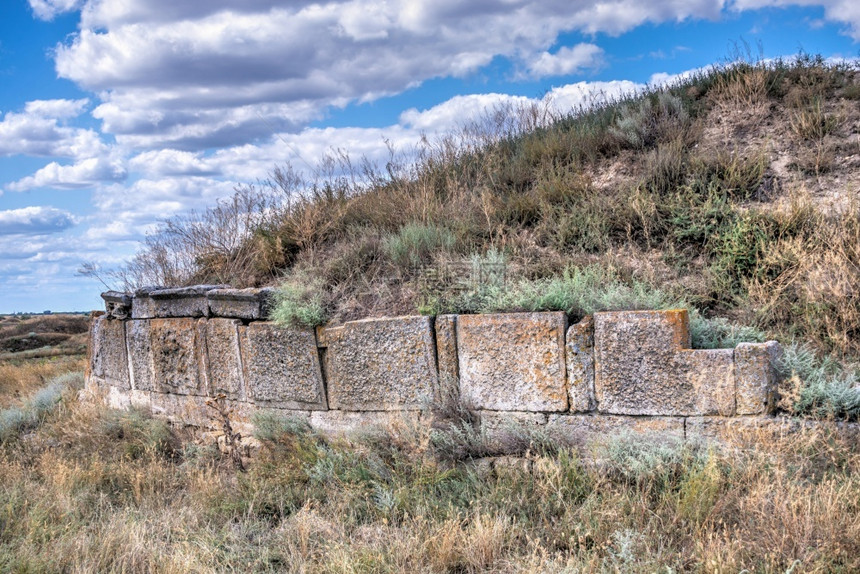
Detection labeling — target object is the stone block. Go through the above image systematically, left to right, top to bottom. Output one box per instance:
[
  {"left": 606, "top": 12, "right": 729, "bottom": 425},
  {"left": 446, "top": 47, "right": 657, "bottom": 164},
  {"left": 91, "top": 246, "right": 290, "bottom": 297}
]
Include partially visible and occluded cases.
[
  {"left": 132, "top": 285, "right": 227, "bottom": 319},
  {"left": 207, "top": 287, "right": 276, "bottom": 320},
  {"left": 102, "top": 291, "right": 132, "bottom": 319},
  {"left": 594, "top": 310, "right": 735, "bottom": 416},
  {"left": 457, "top": 312, "right": 568, "bottom": 412},
  {"left": 435, "top": 314, "right": 459, "bottom": 400},
  {"left": 89, "top": 315, "right": 130, "bottom": 389},
  {"left": 326, "top": 316, "right": 438, "bottom": 410},
  {"left": 566, "top": 316, "right": 595, "bottom": 412},
  {"left": 150, "top": 318, "right": 207, "bottom": 396},
  {"left": 203, "top": 319, "right": 245, "bottom": 400},
  {"left": 126, "top": 320, "right": 154, "bottom": 391},
  {"left": 239, "top": 323, "right": 327, "bottom": 410},
  {"left": 735, "top": 341, "right": 781, "bottom": 415},
  {"left": 676, "top": 349, "right": 736, "bottom": 416},
  {"left": 106, "top": 387, "right": 151, "bottom": 411},
  {"left": 150, "top": 392, "right": 212, "bottom": 428},
  {"left": 309, "top": 410, "right": 421, "bottom": 438},
  {"left": 477, "top": 410, "right": 549, "bottom": 453},
  {"left": 546, "top": 414, "right": 685, "bottom": 448},
  {"left": 686, "top": 415, "right": 802, "bottom": 445}
]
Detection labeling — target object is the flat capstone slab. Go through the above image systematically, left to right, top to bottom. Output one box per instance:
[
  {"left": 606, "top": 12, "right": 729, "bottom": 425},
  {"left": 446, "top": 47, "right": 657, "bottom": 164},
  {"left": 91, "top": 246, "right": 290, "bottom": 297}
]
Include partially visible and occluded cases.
[
  {"left": 132, "top": 285, "right": 228, "bottom": 319},
  {"left": 207, "top": 287, "right": 276, "bottom": 320},
  {"left": 101, "top": 290, "right": 132, "bottom": 319},
  {"left": 593, "top": 309, "right": 735, "bottom": 416},
  {"left": 457, "top": 312, "right": 568, "bottom": 412},
  {"left": 89, "top": 315, "right": 130, "bottom": 389},
  {"left": 325, "top": 316, "right": 439, "bottom": 411},
  {"left": 149, "top": 318, "right": 207, "bottom": 396},
  {"left": 239, "top": 322, "right": 327, "bottom": 410}
]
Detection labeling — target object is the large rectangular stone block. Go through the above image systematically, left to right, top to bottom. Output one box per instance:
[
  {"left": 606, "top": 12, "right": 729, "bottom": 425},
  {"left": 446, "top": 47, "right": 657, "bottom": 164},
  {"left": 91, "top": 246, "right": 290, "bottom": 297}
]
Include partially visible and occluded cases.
[
  {"left": 132, "top": 285, "right": 227, "bottom": 319},
  {"left": 207, "top": 287, "right": 275, "bottom": 320},
  {"left": 594, "top": 310, "right": 735, "bottom": 416},
  {"left": 457, "top": 312, "right": 568, "bottom": 412},
  {"left": 89, "top": 315, "right": 130, "bottom": 389},
  {"left": 326, "top": 316, "right": 439, "bottom": 410},
  {"left": 566, "top": 316, "right": 595, "bottom": 412},
  {"left": 150, "top": 318, "right": 207, "bottom": 396},
  {"left": 203, "top": 318, "right": 245, "bottom": 400},
  {"left": 126, "top": 319, "right": 154, "bottom": 391},
  {"left": 239, "top": 323, "right": 327, "bottom": 410},
  {"left": 735, "top": 341, "right": 781, "bottom": 415},
  {"left": 309, "top": 410, "right": 421, "bottom": 438},
  {"left": 546, "top": 414, "right": 685, "bottom": 448}
]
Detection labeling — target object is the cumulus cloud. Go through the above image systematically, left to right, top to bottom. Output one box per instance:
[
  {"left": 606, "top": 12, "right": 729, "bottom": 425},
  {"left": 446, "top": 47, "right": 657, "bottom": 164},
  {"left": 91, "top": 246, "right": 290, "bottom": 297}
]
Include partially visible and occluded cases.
[
  {"left": 28, "top": 0, "right": 85, "bottom": 20},
  {"left": 48, "top": 0, "right": 735, "bottom": 150},
  {"left": 526, "top": 43, "right": 605, "bottom": 78},
  {"left": 0, "top": 99, "right": 104, "bottom": 158},
  {"left": 5, "top": 156, "right": 127, "bottom": 192},
  {"left": 0, "top": 206, "right": 77, "bottom": 235}
]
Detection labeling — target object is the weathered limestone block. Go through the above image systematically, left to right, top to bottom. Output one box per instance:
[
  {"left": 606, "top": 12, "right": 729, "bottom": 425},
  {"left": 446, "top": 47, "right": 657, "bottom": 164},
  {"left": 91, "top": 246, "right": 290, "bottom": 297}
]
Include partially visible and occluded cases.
[
  {"left": 132, "top": 285, "right": 228, "bottom": 319},
  {"left": 207, "top": 287, "right": 276, "bottom": 320},
  {"left": 101, "top": 291, "right": 132, "bottom": 320},
  {"left": 594, "top": 310, "right": 735, "bottom": 416},
  {"left": 457, "top": 312, "right": 568, "bottom": 412},
  {"left": 435, "top": 314, "right": 459, "bottom": 400},
  {"left": 89, "top": 315, "right": 130, "bottom": 389},
  {"left": 566, "top": 315, "right": 595, "bottom": 412},
  {"left": 326, "top": 316, "right": 438, "bottom": 410},
  {"left": 150, "top": 318, "right": 207, "bottom": 396},
  {"left": 126, "top": 319, "right": 154, "bottom": 391},
  {"left": 203, "top": 319, "right": 245, "bottom": 400},
  {"left": 239, "top": 323, "right": 327, "bottom": 410},
  {"left": 735, "top": 341, "right": 782, "bottom": 415},
  {"left": 676, "top": 349, "right": 736, "bottom": 415},
  {"left": 106, "top": 387, "right": 151, "bottom": 411},
  {"left": 150, "top": 392, "right": 212, "bottom": 428},
  {"left": 309, "top": 410, "right": 421, "bottom": 438},
  {"left": 478, "top": 410, "right": 548, "bottom": 453},
  {"left": 546, "top": 414, "right": 685, "bottom": 448},
  {"left": 686, "top": 415, "right": 803, "bottom": 445}
]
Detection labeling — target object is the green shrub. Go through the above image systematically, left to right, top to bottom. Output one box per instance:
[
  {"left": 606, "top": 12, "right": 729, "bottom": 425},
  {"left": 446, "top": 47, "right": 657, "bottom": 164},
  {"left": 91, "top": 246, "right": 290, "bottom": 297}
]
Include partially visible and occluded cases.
[
  {"left": 610, "top": 91, "right": 689, "bottom": 149},
  {"left": 384, "top": 223, "right": 455, "bottom": 268},
  {"left": 269, "top": 279, "right": 327, "bottom": 328},
  {"left": 778, "top": 342, "right": 860, "bottom": 420}
]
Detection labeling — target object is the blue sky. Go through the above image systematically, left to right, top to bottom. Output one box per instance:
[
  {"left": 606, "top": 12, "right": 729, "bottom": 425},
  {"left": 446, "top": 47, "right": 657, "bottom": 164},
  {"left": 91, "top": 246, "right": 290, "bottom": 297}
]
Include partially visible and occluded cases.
[{"left": 0, "top": 0, "right": 857, "bottom": 313}]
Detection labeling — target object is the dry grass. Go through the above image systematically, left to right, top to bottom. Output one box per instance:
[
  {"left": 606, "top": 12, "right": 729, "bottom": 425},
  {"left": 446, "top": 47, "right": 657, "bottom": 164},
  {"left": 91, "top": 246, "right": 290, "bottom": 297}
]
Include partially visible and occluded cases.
[
  {"left": 0, "top": 356, "right": 85, "bottom": 408},
  {"left": 1, "top": 368, "right": 859, "bottom": 573}
]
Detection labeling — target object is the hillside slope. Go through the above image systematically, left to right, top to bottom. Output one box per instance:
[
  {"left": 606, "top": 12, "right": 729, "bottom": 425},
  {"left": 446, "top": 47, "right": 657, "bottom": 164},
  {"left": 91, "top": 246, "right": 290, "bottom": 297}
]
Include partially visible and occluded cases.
[{"left": 116, "top": 55, "right": 859, "bottom": 362}]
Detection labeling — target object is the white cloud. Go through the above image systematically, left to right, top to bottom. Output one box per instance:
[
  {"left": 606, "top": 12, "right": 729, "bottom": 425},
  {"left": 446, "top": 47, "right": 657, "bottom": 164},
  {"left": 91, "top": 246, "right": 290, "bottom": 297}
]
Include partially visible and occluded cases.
[
  {"left": 28, "top": 0, "right": 85, "bottom": 20},
  {"left": 732, "top": 0, "right": 860, "bottom": 40},
  {"left": 48, "top": 1, "right": 739, "bottom": 150},
  {"left": 526, "top": 43, "right": 605, "bottom": 78},
  {"left": 0, "top": 100, "right": 104, "bottom": 158},
  {"left": 5, "top": 156, "right": 127, "bottom": 191},
  {"left": 0, "top": 206, "right": 77, "bottom": 235}
]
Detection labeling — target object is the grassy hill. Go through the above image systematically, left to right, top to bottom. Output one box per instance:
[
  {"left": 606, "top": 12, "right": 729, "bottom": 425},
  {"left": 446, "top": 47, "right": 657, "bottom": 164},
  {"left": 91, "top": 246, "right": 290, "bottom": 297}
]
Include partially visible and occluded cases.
[
  {"left": 113, "top": 54, "right": 860, "bottom": 419},
  {"left": 1, "top": 55, "right": 857, "bottom": 572}
]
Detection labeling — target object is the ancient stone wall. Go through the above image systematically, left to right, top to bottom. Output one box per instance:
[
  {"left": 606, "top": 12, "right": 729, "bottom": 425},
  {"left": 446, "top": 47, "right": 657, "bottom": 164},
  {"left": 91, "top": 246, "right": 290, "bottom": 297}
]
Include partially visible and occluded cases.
[{"left": 87, "top": 285, "right": 798, "bottom": 450}]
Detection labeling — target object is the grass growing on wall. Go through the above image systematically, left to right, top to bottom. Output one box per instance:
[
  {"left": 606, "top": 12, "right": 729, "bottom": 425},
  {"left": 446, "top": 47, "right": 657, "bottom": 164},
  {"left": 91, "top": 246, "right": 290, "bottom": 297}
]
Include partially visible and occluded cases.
[{"left": 108, "top": 54, "right": 860, "bottom": 420}]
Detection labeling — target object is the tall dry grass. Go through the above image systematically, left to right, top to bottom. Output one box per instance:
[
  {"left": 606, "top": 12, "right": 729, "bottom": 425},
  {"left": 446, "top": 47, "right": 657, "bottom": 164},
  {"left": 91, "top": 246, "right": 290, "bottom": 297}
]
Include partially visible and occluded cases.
[{"left": 2, "top": 365, "right": 859, "bottom": 572}]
